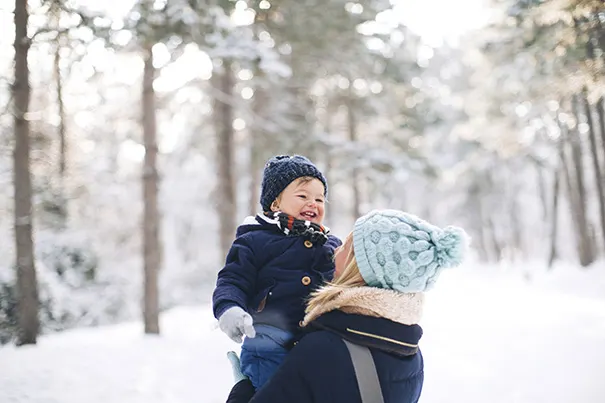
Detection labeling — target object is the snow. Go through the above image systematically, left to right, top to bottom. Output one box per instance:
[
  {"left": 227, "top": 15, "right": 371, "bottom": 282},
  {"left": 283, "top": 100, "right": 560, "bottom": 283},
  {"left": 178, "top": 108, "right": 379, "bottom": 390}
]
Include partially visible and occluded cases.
[
  {"left": 2, "top": 263, "right": 605, "bottom": 403},
  {"left": 420, "top": 263, "right": 605, "bottom": 403},
  {"left": 1, "top": 306, "right": 237, "bottom": 403}
]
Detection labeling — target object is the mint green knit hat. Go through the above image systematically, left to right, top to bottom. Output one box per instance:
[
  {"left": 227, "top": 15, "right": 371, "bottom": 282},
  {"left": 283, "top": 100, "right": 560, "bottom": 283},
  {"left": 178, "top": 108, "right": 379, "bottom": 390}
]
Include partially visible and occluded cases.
[{"left": 353, "top": 210, "right": 468, "bottom": 292}]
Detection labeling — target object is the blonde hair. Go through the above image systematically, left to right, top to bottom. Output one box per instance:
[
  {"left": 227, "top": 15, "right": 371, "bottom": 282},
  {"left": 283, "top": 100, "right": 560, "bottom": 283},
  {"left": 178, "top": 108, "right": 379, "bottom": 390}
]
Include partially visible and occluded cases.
[{"left": 305, "top": 232, "right": 366, "bottom": 314}]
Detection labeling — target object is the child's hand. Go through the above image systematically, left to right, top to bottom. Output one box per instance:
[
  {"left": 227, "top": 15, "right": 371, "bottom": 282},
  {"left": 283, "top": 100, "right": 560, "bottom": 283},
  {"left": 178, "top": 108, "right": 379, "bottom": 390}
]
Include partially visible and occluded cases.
[
  {"left": 218, "top": 306, "right": 256, "bottom": 343},
  {"left": 227, "top": 351, "right": 248, "bottom": 383}
]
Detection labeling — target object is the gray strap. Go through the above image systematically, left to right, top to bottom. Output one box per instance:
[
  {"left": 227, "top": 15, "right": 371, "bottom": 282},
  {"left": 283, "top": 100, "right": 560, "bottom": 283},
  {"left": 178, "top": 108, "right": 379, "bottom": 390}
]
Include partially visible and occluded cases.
[{"left": 343, "top": 339, "right": 385, "bottom": 403}]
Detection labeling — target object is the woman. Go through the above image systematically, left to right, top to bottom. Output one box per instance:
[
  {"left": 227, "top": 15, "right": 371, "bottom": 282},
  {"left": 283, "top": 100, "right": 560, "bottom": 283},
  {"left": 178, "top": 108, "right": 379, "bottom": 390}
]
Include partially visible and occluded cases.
[{"left": 226, "top": 209, "right": 468, "bottom": 403}]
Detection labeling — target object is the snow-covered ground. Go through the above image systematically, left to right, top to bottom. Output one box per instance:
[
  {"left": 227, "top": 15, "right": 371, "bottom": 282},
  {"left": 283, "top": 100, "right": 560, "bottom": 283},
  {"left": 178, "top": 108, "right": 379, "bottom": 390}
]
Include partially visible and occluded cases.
[{"left": 2, "top": 263, "right": 605, "bottom": 403}]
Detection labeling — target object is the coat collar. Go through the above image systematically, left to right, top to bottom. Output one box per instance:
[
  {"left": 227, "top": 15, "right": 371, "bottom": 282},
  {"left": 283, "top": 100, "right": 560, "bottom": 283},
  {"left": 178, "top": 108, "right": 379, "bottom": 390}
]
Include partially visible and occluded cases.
[
  {"left": 236, "top": 215, "right": 278, "bottom": 237},
  {"left": 303, "top": 287, "right": 424, "bottom": 356},
  {"left": 303, "top": 287, "right": 424, "bottom": 326},
  {"left": 310, "top": 311, "right": 423, "bottom": 356}
]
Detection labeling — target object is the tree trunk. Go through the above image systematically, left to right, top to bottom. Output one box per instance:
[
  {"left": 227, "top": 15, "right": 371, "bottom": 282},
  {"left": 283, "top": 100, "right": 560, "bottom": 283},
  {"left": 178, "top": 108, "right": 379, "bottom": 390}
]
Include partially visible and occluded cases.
[
  {"left": 13, "top": 0, "right": 39, "bottom": 346},
  {"left": 593, "top": 12, "right": 605, "bottom": 64},
  {"left": 590, "top": 16, "right": 605, "bottom": 181},
  {"left": 53, "top": 34, "right": 68, "bottom": 227},
  {"left": 54, "top": 34, "right": 67, "bottom": 178},
  {"left": 142, "top": 46, "right": 161, "bottom": 335},
  {"left": 213, "top": 60, "right": 237, "bottom": 257},
  {"left": 248, "top": 81, "right": 265, "bottom": 216},
  {"left": 582, "top": 93, "right": 605, "bottom": 251},
  {"left": 303, "top": 95, "right": 317, "bottom": 160},
  {"left": 569, "top": 95, "right": 595, "bottom": 265},
  {"left": 346, "top": 96, "right": 361, "bottom": 220},
  {"left": 597, "top": 97, "right": 605, "bottom": 185},
  {"left": 322, "top": 100, "right": 334, "bottom": 225},
  {"left": 559, "top": 109, "right": 594, "bottom": 267},
  {"left": 560, "top": 137, "right": 584, "bottom": 262},
  {"left": 248, "top": 142, "right": 261, "bottom": 216},
  {"left": 505, "top": 162, "right": 524, "bottom": 260},
  {"left": 535, "top": 162, "right": 548, "bottom": 222},
  {"left": 548, "top": 165, "right": 561, "bottom": 268},
  {"left": 481, "top": 172, "right": 503, "bottom": 262},
  {"left": 470, "top": 183, "right": 489, "bottom": 262},
  {"left": 509, "top": 190, "right": 524, "bottom": 259},
  {"left": 486, "top": 216, "right": 503, "bottom": 262}
]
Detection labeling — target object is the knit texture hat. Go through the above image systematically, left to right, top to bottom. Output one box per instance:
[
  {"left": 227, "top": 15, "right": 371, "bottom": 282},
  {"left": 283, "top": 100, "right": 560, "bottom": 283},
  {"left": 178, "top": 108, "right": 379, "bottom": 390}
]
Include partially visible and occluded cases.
[
  {"left": 260, "top": 155, "right": 328, "bottom": 212},
  {"left": 353, "top": 209, "right": 468, "bottom": 293}
]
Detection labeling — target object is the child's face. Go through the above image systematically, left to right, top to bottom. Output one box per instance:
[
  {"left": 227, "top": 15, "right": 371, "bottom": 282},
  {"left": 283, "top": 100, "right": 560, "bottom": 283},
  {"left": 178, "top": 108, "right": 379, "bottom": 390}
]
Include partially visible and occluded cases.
[{"left": 271, "top": 178, "right": 325, "bottom": 224}]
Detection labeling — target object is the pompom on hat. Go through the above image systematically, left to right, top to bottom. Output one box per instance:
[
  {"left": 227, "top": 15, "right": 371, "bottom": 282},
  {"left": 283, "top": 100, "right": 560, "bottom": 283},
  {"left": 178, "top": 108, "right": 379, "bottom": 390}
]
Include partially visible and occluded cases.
[{"left": 352, "top": 209, "right": 469, "bottom": 292}]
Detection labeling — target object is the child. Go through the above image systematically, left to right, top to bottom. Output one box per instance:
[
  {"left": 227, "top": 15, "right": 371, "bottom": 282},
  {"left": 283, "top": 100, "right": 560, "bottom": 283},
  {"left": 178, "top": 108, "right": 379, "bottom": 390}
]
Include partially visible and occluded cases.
[{"left": 212, "top": 155, "right": 342, "bottom": 390}]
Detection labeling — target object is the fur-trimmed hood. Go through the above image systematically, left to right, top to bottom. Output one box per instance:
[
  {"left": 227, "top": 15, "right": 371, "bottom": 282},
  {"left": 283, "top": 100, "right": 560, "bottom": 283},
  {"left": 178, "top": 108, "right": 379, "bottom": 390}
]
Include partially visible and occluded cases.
[
  {"left": 303, "top": 287, "right": 424, "bottom": 357},
  {"left": 303, "top": 287, "right": 424, "bottom": 326}
]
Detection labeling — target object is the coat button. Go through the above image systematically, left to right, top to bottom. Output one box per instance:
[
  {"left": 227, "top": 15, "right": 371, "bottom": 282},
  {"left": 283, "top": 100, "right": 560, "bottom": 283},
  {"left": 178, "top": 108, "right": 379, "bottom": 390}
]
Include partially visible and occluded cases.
[
  {"left": 304, "top": 240, "right": 313, "bottom": 248},
  {"left": 301, "top": 276, "right": 311, "bottom": 286}
]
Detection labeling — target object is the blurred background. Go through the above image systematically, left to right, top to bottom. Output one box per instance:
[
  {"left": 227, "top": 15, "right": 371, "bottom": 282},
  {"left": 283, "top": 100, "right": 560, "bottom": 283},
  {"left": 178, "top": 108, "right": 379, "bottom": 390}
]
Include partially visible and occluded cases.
[{"left": 0, "top": 0, "right": 604, "bottom": 401}]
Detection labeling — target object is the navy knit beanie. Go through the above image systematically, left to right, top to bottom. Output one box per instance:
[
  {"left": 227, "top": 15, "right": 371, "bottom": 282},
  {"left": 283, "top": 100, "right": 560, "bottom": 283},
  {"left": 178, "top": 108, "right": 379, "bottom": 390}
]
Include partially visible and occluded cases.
[{"left": 260, "top": 155, "right": 328, "bottom": 212}]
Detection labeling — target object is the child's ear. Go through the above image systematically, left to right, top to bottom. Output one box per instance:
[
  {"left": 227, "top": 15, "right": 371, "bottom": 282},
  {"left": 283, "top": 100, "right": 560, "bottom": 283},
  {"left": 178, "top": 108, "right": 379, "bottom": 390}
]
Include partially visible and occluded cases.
[{"left": 270, "top": 201, "right": 279, "bottom": 212}]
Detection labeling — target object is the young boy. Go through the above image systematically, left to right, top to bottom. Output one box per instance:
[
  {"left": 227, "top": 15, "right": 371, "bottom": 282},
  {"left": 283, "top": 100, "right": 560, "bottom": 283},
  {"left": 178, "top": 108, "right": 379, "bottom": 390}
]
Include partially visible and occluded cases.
[{"left": 212, "top": 155, "right": 342, "bottom": 390}]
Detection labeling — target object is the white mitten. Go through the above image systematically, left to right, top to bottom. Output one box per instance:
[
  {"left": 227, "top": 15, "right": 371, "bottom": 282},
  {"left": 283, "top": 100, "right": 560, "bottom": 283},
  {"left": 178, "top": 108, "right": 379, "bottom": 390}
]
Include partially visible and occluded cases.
[
  {"left": 218, "top": 306, "right": 256, "bottom": 343},
  {"left": 227, "top": 351, "right": 248, "bottom": 383}
]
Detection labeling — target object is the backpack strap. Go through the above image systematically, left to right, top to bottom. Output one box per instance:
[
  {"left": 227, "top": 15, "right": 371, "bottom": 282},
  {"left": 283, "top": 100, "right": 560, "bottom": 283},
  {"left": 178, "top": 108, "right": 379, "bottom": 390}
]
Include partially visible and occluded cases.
[{"left": 343, "top": 339, "right": 385, "bottom": 403}]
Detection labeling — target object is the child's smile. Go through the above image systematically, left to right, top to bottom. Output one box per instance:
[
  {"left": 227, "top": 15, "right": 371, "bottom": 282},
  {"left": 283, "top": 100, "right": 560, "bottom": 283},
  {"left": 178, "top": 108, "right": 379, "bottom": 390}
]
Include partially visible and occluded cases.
[{"left": 300, "top": 210, "right": 317, "bottom": 220}]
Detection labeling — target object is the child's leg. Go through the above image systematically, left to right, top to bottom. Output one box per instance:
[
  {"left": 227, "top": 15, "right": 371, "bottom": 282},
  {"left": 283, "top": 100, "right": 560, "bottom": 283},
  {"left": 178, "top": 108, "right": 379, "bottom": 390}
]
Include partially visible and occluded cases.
[
  {"left": 239, "top": 325, "right": 293, "bottom": 389},
  {"left": 240, "top": 345, "right": 288, "bottom": 389}
]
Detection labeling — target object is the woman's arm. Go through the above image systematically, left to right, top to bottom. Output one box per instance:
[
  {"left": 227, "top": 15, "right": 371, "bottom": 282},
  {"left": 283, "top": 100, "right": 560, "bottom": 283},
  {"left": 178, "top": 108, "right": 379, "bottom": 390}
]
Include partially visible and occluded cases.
[
  {"left": 247, "top": 334, "right": 328, "bottom": 403},
  {"left": 221, "top": 346, "right": 313, "bottom": 403},
  {"left": 249, "top": 355, "right": 314, "bottom": 403},
  {"left": 226, "top": 379, "right": 256, "bottom": 403}
]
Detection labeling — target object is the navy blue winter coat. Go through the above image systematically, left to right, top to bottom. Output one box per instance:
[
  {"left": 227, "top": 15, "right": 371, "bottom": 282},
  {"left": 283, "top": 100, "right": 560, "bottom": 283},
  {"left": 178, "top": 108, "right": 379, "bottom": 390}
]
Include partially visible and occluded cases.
[
  {"left": 212, "top": 216, "right": 342, "bottom": 336},
  {"left": 227, "top": 310, "right": 424, "bottom": 403}
]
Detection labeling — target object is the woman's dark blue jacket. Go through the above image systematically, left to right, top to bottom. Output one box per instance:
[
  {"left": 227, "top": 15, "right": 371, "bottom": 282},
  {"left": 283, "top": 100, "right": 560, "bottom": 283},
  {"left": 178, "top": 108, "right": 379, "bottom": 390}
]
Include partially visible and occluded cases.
[{"left": 227, "top": 310, "right": 424, "bottom": 403}]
